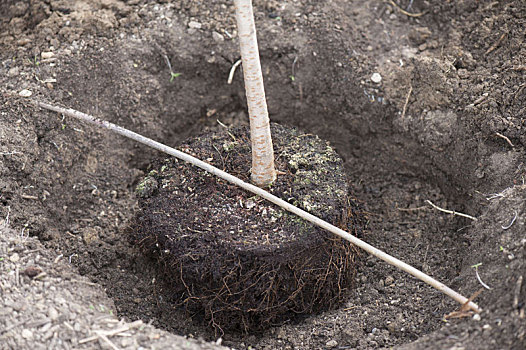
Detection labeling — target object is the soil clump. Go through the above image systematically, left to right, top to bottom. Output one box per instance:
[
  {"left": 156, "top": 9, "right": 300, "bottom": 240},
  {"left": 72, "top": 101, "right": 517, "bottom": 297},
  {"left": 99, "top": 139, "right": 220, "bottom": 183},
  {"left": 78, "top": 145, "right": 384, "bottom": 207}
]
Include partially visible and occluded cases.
[{"left": 131, "top": 124, "right": 364, "bottom": 332}]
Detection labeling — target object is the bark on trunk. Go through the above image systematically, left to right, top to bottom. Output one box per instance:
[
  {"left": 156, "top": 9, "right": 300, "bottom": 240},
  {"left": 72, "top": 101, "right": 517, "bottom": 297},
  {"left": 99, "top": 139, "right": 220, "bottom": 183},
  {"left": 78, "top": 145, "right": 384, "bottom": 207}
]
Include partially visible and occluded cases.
[{"left": 234, "top": 0, "right": 276, "bottom": 187}]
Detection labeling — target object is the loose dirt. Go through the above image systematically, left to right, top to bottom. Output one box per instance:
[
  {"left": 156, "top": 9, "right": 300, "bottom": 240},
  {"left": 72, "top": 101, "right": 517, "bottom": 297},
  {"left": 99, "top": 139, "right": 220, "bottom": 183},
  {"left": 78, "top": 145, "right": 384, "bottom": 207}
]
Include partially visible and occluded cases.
[
  {"left": 1, "top": 0, "right": 525, "bottom": 349},
  {"left": 0, "top": 221, "right": 229, "bottom": 350}
]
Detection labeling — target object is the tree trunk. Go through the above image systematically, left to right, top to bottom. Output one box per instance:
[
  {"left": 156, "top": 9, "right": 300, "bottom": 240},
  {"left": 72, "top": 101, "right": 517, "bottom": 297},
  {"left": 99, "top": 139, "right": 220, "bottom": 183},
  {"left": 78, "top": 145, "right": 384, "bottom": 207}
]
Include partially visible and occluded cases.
[{"left": 234, "top": 0, "right": 276, "bottom": 187}]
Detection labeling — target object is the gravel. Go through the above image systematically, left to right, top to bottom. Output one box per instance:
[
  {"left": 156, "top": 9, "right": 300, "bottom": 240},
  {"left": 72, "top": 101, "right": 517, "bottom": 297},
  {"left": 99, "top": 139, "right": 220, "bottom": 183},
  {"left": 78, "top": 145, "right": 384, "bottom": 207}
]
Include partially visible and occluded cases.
[{"left": 0, "top": 220, "right": 229, "bottom": 350}]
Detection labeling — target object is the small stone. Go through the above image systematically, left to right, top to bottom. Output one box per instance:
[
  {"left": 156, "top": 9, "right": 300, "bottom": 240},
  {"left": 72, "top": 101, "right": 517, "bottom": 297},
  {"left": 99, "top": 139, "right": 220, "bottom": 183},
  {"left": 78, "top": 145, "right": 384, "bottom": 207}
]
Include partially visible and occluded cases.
[
  {"left": 188, "top": 21, "right": 202, "bottom": 29},
  {"left": 212, "top": 31, "right": 224, "bottom": 42},
  {"left": 17, "top": 38, "right": 31, "bottom": 46},
  {"left": 49, "top": 38, "right": 60, "bottom": 48},
  {"left": 41, "top": 51, "right": 55, "bottom": 59},
  {"left": 8, "top": 67, "right": 19, "bottom": 76},
  {"left": 457, "top": 69, "right": 469, "bottom": 79},
  {"left": 371, "top": 72, "right": 382, "bottom": 83},
  {"left": 18, "top": 89, "right": 32, "bottom": 97},
  {"left": 245, "top": 199, "right": 256, "bottom": 210},
  {"left": 81, "top": 227, "right": 99, "bottom": 245},
  {"left": 9, "top": 253, "right": 20, "bottom": 262},
  {"left": 23, "top": 266, "right": 42, "bottom": 278},
  {"left": 360, "top": 275, "right": 367, "bottom": 283},
  {"left": 385, "top": 275, "right": 394, "bottom": 286},
  {"left": 9, "top": 300, "right": 26, "bottom": 311},
  {"left": 48, "top": 306, "right": 59, "bottom": 321},
  {"left": 0, "top": 307, "right": 13, "bottom": 316},
  {"left": 472, "top": 313, "right": 481, "bottom": 321},
  {"left": 387, "top": 322, "right": 396, "bottom": 333},
  {"left": 276, "top": 328, "right": 286, "bottom": 339},
  {"left": 21, "top": 329, "right": 33, "bottom": 339},
  {"left": 120, "top": 337, "right": 134, "bottom": 347},
  {"left": 326, "top": 339, "right": 338, "bottom": 348}
]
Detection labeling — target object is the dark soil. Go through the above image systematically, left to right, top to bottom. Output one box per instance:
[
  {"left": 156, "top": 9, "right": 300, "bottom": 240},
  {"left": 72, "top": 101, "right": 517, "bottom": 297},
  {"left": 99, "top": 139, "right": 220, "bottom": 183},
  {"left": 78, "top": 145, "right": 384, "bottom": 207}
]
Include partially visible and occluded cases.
[
  {"left": 1, "top": 0, "right": 525, "bottom": 349},
  {"left": 131, "top": 124, "right": 363, "bottom": 333}
]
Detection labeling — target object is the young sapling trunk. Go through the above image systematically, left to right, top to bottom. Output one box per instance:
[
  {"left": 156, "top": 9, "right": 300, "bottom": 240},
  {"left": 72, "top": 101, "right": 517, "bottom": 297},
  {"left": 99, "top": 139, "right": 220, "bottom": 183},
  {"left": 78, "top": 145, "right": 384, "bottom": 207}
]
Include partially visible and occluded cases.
[{"left": 234, "top": 0, "right": 276, "bottom": 187}]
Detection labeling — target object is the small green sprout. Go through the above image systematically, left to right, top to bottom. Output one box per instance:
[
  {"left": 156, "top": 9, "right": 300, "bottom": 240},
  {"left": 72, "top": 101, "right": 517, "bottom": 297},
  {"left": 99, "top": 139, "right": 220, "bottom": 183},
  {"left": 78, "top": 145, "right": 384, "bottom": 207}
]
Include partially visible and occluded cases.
[
  {"left": 163, "top": 55, "right": 181, "bottom": 82},
  {"left": 170, "top": 72, "right": 182, "bottom": 82}
]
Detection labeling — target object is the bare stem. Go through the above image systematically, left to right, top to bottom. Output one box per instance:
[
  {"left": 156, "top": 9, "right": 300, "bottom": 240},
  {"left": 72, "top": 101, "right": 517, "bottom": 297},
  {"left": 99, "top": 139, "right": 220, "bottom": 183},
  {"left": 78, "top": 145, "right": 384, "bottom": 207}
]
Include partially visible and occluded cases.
[
  {"left": 234, "top": 0, "right": 276, "bottom": 187},
  {"left": 36, "top": 100, "right": 482, "bottom": 314}
]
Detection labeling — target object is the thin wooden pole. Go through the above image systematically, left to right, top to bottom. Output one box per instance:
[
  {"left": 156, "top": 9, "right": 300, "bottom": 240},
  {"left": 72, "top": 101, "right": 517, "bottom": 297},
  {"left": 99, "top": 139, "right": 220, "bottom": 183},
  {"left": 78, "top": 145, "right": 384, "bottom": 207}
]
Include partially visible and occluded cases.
[{"left": 36, "top": 100, "right": 481, "bottom": 314}]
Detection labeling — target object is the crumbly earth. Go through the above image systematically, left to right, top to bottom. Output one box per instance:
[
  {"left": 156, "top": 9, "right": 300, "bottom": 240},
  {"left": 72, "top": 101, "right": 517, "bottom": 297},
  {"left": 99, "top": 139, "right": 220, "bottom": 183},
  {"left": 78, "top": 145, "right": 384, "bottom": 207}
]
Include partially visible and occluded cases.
[
  {"left": 1, "top": 0, "right": 525, "bottom": 349},
  {"left": 0, "top": 220, "right": 229, "bottom": 350}
]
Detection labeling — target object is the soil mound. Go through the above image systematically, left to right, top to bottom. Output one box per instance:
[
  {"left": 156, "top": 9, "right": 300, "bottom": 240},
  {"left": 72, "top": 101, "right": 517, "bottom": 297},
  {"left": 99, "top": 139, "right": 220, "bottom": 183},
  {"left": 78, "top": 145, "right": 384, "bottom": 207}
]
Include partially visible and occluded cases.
[{"left": 130, "top": 124, "right": 365, "bottom": 332}]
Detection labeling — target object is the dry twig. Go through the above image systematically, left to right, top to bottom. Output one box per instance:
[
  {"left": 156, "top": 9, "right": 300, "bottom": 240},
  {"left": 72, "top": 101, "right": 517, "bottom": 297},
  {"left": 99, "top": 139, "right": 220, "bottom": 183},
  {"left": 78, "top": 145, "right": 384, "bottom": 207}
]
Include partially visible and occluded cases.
[
  {"left": 385, "top": 0, "right": 425, "bottom": 17},
  {"left": 485, "top": 32, "right": 507, "bottom": 55},
  {"left": 227, "top": 59, "right": 242, "bottom": 84},
  {"left": 401, "top": 85, "right": 412, "bottom": 119},
  {"left": 495, "top": 132, "right": 514, "bottom": 148},
  {"left": 21, "top": 194, "right": 38, "bottom": 200},
  {"left": 426, "top": 200, "right": 477, "bottom": 221},
  {"left": 397, "top": 205, "right": 427, "bottom": 212},
  {"left": 501, "top": 211, "right": 518, "bottom": 230},
  {"left": 472, "top": 263, "right": 491, "bottom": 290},
  {"left": 513, "top": 276, "right": 522, "bottom": 310},
  {"left": 445, "top": 289, "right": 483, "bottom": 319},
  {"left": 0, "top": 318, "right": 29, "bottom": 334},
  {"left": 79, "top": 320, "right": 143, "bottom": 344},
  {"left": 97, "top": 333, "right": 120, "bottom": 350}
]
